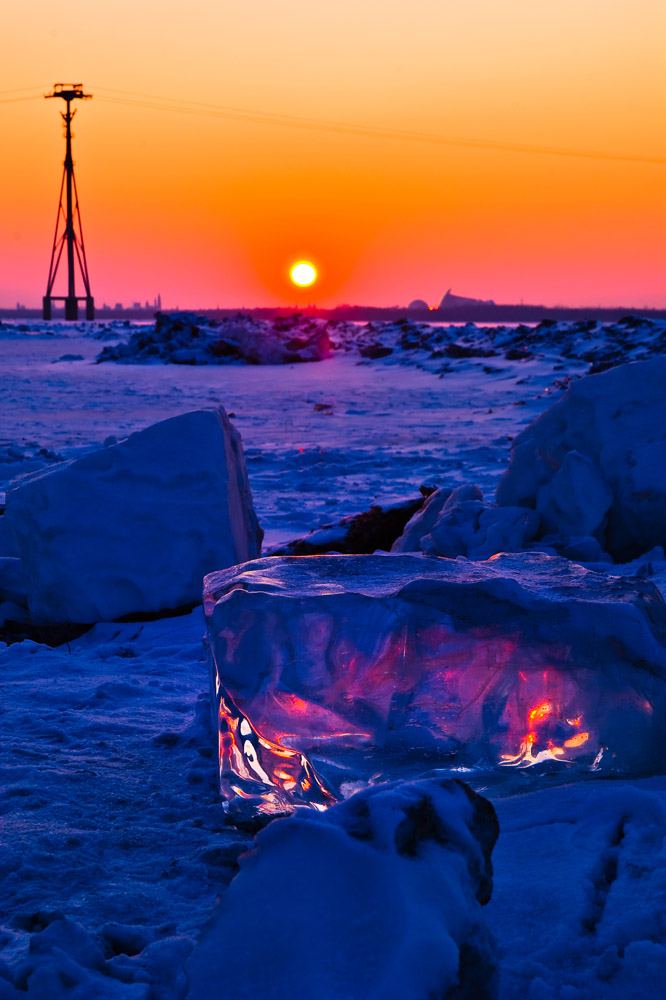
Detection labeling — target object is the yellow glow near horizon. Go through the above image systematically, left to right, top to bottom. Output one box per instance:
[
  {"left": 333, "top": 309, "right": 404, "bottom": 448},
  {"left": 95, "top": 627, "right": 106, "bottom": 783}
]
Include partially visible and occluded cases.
[{"left": 290, "top": 262, "right": 317, "bottom": 287}]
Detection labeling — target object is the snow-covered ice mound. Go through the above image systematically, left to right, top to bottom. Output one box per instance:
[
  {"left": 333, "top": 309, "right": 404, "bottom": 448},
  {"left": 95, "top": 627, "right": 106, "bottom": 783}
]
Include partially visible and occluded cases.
[
  {"left": 93, "top": 311, "right": 666, "bottom": 381},
  {"left": 97, "top": 312, "right": 332, "bottom": 365},
  {"left": 338, "top": 314, "right": 666, "bottom": 374},
  {"left": 497, "top": 359, "right": 666, "bottom": 560},
  {"left": 6, "top": 408, "right": 263, "bottom": 624},
  {"left": 391, "top": 481, "right": 613, "bottom": 564},
  {"left": 392, "top": 484, "right": 540, "bottom": 558},
  {"left": 204, "top": 553, "right": 666, "bottom": 812},
  {"left": 187, "top": 775, "right": 499, "bottom": 1000}
]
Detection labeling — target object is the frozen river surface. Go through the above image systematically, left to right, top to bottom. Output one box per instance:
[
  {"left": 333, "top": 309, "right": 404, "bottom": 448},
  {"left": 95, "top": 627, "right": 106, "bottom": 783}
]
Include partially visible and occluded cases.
[
  {"left": 2, "top": 319, "right": 665, "bottom": 1000},
  {"left": 0, "top": 322, "right": 569, "bottom": 544}
]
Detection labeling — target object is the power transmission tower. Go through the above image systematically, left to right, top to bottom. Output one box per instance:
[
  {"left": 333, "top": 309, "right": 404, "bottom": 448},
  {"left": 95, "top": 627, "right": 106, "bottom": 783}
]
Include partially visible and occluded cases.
[{"left": 43, "top": 84, "right": 94, "bottom": 321}]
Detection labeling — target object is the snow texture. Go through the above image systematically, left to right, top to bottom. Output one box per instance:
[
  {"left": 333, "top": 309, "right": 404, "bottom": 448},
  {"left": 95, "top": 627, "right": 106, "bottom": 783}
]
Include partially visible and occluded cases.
[
  {"left": 497, "top": 359, "right": 666, "bottom": 560},
  {"left": 5, "top": 409, "right": 262, "bottom": 624},
  {"left": 205, "top": 552, "right": 666, "bottom": 808},
  {"left": 0, "top": 610, "right": 241, "bottom": 1000},
  {"left": 187, "top": 775, "right": 499, "bottom": 1000},
  {"left": 488, "top": 778, "right": 666, "bottom": 1000}
]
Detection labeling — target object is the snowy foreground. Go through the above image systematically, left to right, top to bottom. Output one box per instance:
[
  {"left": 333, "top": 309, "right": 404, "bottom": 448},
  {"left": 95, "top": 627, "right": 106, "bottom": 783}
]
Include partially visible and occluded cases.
[{"left": 2, "top": 317, "right": 666, "bottom": 998}]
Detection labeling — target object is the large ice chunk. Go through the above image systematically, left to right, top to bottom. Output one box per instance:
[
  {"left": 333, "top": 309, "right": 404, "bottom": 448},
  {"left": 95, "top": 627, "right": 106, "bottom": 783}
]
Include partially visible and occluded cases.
[
  {"left": 496, "top": 359, "right": 666, "bottom": 559},
  {"left": 7, "top": 408, "right": 262, "bottom": 624},
  {"left": 536, "top": 449, "right": 612, "bottom": 538},
  {"left": 204, "top": 553, "right": 666, "bottom": 811},
  {"left": 0, "top": 556, "right": 28, "bottom": 608},
  {"left": 187, "top": 775, "right": 499, "bottom": 1000}
]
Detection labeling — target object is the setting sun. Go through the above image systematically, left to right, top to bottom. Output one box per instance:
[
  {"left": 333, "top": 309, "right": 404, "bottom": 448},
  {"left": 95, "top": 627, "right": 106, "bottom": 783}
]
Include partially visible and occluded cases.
[{"left": 290, "top": 262, "right": 317, "bottom": 287}]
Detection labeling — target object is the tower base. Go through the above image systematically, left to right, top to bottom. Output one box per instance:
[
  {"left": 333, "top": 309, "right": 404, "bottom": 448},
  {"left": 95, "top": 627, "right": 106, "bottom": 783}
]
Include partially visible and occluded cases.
[{"left": 42, "top": 296, "right": 95, "bottom": 322}]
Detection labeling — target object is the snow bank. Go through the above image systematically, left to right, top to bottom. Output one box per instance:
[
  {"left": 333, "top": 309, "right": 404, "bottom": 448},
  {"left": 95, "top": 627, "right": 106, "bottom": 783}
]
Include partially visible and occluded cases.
[
  {"left": 97, "top": 312, "right": 332, "bottom": 365},
  {"left": 496, "top": 359, "right": 666, "bottom": 560},
  {"left": 6, "top": 408, "right": 262, "bottom": 624},
  {"left": 392, "top": 484, "right": 539, "bottom": 558},
  {"left": 204, "top": 553, "right": 666, "bottom": 809},
  {"left": 187, "top": 775, "right": 499, "bottom": 1000}
]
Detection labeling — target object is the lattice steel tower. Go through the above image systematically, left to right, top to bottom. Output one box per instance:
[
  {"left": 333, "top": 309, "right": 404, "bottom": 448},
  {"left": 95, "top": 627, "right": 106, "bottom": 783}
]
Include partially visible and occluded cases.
[{"left": 43, "top": 84, "right": 94, "bottom": 321}]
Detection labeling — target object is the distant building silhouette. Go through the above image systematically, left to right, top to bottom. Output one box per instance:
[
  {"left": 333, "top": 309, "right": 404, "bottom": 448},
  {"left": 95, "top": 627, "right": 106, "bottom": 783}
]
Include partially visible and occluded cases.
[
  {"left": 439, "top": 288, "right": 496, "bottom": 310},
  {"left": 408, "top": 299, "right": 429, "bottom": 311}
]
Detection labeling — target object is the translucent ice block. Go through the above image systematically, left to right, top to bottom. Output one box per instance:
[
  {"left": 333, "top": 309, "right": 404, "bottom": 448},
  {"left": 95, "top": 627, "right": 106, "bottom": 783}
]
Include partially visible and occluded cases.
[{"left": 204, "top": 553, "right": 666, "bottom": 812}]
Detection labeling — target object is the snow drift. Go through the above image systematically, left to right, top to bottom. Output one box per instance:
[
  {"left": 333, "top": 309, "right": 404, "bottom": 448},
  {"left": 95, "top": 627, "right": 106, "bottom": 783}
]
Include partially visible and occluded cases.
[
  {"left": 496, "top": 359, "right": 666, "bottom": 560},
  {"left": 6, "top": 408, "right": 263, "bottom": 624},
  {"left": 204, "top": 552, "right": 666, "bottom": 812},
  {"left": 187, "top": 775, "right": 499, "bottom": 1000}
]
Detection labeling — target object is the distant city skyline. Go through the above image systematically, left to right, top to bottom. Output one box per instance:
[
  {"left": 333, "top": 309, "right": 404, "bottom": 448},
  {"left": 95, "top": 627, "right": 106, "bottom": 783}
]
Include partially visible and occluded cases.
[
  {"left": 2, "top": 1, "right": 665, "bottom": 310},
  {"left": 6, "top": 284, "right": 666, "bottom": 313}
]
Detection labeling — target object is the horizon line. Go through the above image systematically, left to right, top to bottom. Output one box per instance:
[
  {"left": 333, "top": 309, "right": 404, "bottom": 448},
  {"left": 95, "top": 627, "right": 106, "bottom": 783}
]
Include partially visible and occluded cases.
[{"left": 4, "top": 301, "right": 666, "bottom": 315}]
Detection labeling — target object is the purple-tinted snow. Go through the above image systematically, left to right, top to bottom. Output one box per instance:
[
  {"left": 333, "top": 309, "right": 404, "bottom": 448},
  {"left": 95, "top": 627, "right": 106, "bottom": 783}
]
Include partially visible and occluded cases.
[{"left": 2, "top": 317, "right": 666, "bottom": 999}]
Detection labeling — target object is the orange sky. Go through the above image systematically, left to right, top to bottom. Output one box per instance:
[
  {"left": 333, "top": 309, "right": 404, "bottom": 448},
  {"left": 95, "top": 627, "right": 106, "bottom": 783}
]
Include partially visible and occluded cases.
[{"left": 2, "top": 0, "right": 665, "bottom": 309}]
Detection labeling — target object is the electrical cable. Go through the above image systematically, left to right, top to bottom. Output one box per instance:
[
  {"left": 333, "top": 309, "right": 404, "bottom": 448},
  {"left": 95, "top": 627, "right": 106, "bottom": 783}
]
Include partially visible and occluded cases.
[
  {"left": 3, "top": 84, "right": 663, "bottom": 165},
  {"left": 0, "top": 85, "right": 49, "bottom": 95},
  {"left": 91, "top": 88, "right": 666, "bottom": 166},
  {"left": 0, "top": 94, "right": 44, "bottom": 104}
]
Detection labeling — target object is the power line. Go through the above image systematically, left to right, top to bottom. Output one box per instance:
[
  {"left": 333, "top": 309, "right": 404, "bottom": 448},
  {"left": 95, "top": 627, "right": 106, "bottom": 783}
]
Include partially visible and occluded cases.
[
  {"left": 4, "top": 83, "right": 664, "bottom": 165},
  {"left": 0, "top": 85, "right": 49, "bottom": 96},
  {"left": 91, "top": 87, "right": 666, "bottom": 166},
  {"left": 0, "top": 94, "right": 44, "bottom": 104}
]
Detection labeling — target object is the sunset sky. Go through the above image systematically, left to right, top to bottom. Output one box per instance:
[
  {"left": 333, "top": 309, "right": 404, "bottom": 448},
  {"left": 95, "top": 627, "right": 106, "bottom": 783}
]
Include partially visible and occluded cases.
[{"left": 2, "top": 0, "right": 665, "bottom": 309}]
